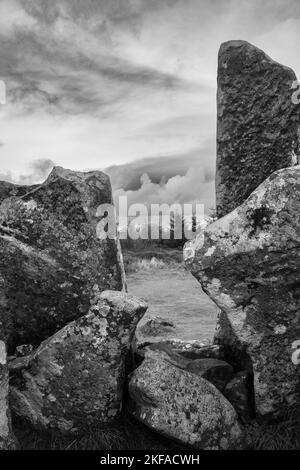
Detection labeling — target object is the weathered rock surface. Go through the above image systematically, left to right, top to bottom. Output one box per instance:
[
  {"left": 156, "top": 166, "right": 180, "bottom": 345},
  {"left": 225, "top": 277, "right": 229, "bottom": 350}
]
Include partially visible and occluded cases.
[
  {"left": 216, "top": 40, "right": 300, "bottom": 217},
  {"left": 185, "top": 166, "right": 300, "bottom": 415},
  {"left": 0, "top": 167, "right": 124, "bottom": 352},
  {"left": 10, "top": 291, "right": 147, "bottom": 433},
  {"left": 133, "top": 316, "right": 177, "bottom": 361},
  {"left": 133, "top": 335, "right": 223, "bottom": 365},
  {"left": 0, "top": 341, "right": 16, "bottom": 449},
  {"left": 137, "top": 343, "right": 231, "bottom": 391},
  {"left": 129, "top": 349, "right": 243, "bottom": 449},
  {"left": 224, "top": 371, "right": 253, "bottom": 420}
]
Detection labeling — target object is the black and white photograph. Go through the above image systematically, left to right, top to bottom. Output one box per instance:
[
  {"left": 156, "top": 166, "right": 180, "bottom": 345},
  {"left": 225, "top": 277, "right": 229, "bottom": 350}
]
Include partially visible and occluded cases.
[{"left": 0, "top": 0, "right": 299, "bottom": 459}]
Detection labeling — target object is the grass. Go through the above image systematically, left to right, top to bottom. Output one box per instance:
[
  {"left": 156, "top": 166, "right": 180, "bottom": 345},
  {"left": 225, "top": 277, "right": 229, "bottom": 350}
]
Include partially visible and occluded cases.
[
  {"left": 123, "top": 247, "right": 183, "bottom": 273},
  {"left": 246, "top": 401, "right": 300, "bottom": 450},
  {"left": 13, "top": 402, "right": 300, "bottom": 450},
  {"left": 13, "top": 414, "right": 185, "bottom": 451}
]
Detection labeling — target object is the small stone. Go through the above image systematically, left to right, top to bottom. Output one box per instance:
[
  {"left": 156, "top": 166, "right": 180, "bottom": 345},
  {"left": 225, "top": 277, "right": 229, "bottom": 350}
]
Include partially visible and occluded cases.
[
  {"left": 15, "top": 344, "right": 33, "bottom": 357},
  {"left": 186, "top": 358, "right": 233, "bottom": 391}
]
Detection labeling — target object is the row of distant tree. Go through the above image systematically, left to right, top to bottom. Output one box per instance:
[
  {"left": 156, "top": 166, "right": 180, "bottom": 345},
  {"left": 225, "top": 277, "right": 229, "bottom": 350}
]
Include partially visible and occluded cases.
[{"left": 120, "top": 211, "right": 216, "bottom": 251}]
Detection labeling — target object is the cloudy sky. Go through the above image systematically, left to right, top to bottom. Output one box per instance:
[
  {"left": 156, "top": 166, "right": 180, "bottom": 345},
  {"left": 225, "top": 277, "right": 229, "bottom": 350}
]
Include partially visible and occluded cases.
[{"left": 1, "top": 0, "right": 300, "bottom": 210}]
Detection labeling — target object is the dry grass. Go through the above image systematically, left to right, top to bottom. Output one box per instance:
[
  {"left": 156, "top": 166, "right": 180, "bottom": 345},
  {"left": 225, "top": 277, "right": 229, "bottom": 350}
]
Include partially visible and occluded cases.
[
  {"left": 246, "top": 401, "right": 300, "bottom": 450},
  {"left": 13, "top": 414, "right": 184, "bottom": 451}
]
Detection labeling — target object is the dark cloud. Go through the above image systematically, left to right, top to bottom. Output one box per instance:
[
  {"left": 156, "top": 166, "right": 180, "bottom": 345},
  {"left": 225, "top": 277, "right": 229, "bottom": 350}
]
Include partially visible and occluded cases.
[
  {"left": 105, "top": 142, "right": 216, "bottom": 212},
  {"left": 106, "top": 144, "right": 214, "bottom": 191}
]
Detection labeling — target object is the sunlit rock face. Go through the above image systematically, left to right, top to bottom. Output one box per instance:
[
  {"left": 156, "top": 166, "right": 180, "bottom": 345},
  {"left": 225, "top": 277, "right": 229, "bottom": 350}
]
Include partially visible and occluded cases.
[
  {"left": 216, "top": 40, "right": 300, "bottom": 218},
  {"left": 185, "top": 166, "right": 300, "bottom": 416},
  {"left": 0, "top": 167, "right": 124, "bottom": 352},
  {"left": 9, "top": 291, "right": 147, "bottom": 433},
  {"left": 0, "top": 341, "right": 16, "bottom": 449},
  {"left": 128, "top": 348, "right": 244, "bottom": 449}
]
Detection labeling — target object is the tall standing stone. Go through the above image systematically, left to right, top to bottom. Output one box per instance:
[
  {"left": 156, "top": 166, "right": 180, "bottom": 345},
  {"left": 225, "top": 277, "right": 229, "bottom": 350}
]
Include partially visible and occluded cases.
[{"left": 216, "top": 40, "right": 300, "bottom": 218}]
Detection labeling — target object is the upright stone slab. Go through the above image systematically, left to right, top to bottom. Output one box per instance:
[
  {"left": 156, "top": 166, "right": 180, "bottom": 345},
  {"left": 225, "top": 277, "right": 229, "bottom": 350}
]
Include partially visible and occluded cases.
[
  {"left": 216, "top": 40, "right": 300, "bottom": 218},
  {"left": 185, "top": 166, "right": 300, "bottom": 416},
  {"left": 0, "top": 167, "right": 124, "bottom": 352}
]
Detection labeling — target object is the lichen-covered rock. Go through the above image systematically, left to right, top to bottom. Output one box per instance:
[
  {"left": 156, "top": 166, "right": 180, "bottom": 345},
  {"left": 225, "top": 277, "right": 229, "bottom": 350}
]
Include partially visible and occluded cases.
[
  {"left": 216, "top": 40, "right": 300, "bottom": 217},
  {"left": 185, "top": 166, "right": 300, "bottom": 416},
  {"left": 0, "top": 167, "right": 124, "bottom": 352},
  {"left": 0, "top": 181, "right": 38, "bottom": 204},
  {"left": 9, "top": 291, "right": 147, "bottom": 433},
  {"left": 133, "top": 335, "right": 223, "bottom": 365},
  {"left": 0, "top": 341, "right": 16, "bottom": 449},
  {"left": 128, "top": 349, "right": 243, "bottom": 449},
  {"left": 224, "top": 371, "right": 253, "bottom": 420}
]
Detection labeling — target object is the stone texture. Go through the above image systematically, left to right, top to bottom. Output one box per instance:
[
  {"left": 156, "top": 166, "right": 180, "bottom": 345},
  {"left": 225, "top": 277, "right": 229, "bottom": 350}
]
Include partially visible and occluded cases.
[
  {"left": 216, "top": 40, "right": 300, "bottom": 218},
  {"left": 185, "top": 166, "right": 300, "bottom": 416},
  {"left": 0, "top": 167, "right": 124, "bottom": 352},
  {"left": 0, "top": 181, "right": 38, "bottom": 204},
  {"left": 10, "top": 291, "right": 147, "bottom": 433},
  {"left": 133, "top": 317, "right": 177, "bottom": 362},
  {"left": 0, "top": 341, "right": 16, "bottom": 449},
  {"left": 137, "top": 343, "right": 231, "bottom": 391},
  {"left": 129, "top": 349, "right": 243, "bottom": 449},
  {"left": 224, "top": 371, "right": 253, "bottom": 420}
]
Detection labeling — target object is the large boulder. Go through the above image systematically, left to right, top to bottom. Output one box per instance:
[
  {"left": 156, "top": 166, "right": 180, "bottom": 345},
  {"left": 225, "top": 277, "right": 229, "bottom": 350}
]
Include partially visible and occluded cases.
[
  {"left": 216, "top": 40, "right": 300, "bottom": 217},
  {"left": 185, "top": 166, "right": 300, "bottom": 416},
  {"left": 0, "top": 167, "right": 124, "bottom": 352},
  {"left": 0, "top": 181, "right": 38, "bottom": 203},
  {"left": 9, "top": 291, "right": 147, "bottom": 433},
  {"left": 0, "top": 340, "right": 16, "bottom": 449},
  {"left": 129, "top": 349, "right": 243, "bottom": 449}
]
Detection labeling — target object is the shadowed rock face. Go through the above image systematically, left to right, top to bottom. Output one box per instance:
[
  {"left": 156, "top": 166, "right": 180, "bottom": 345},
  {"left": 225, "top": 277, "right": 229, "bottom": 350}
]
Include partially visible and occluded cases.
[
  {"left": 216, "top": 40, "right": 300, "bottom": 218},
  {"left": 185, "top": 166, "right": 300, "bottom": 416},
  {"left": 0, "top": 167, "right": 124, "bottom": 352},
  {"left": 9, "top": 291, "right": 147, "bottom": 433},
  {"left": 0, "top": 341, "right": 16, "bottom": 449},
  {"left": 128, "top": 348, "right": 244, "bottom": 449}
]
